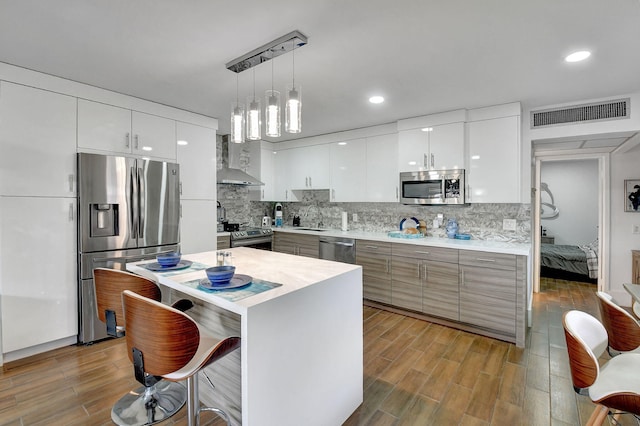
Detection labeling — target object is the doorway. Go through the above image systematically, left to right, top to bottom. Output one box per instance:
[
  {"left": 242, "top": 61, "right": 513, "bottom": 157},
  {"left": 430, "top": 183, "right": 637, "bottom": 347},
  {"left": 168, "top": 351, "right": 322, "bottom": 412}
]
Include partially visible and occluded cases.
[{"left": 532, "top": 152, "right": 609, "bottom": 293}]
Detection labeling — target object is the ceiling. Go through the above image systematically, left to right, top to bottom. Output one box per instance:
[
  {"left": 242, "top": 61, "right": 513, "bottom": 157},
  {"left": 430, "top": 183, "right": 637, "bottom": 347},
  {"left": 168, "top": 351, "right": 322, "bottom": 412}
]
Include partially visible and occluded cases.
[{"left": 1, "top": 0, "right": 640, "bottom": 143}]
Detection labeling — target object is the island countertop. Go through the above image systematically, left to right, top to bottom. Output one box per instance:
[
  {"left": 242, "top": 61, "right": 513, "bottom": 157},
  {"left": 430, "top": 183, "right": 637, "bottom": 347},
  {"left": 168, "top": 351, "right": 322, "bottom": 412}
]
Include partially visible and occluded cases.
[{"left": 127, "top": 247, "right": 362, "bottom": 315}]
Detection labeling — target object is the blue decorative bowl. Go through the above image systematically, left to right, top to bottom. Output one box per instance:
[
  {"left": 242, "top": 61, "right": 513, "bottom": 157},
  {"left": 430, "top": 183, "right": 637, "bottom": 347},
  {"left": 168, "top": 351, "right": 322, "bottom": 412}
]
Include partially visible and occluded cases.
[
  {"left": 156, "top": 252, "right": 181, "bottom": 267},
  {"left": 206, "top": 266, "right": 236, "bottom": 284}
]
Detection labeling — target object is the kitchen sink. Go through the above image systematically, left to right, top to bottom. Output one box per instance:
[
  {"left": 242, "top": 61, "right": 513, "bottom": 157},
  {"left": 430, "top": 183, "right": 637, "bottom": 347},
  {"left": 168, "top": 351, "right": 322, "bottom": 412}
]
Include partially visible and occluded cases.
[{"left": 296, "top": 228, "right": 327, "bottom": 232}]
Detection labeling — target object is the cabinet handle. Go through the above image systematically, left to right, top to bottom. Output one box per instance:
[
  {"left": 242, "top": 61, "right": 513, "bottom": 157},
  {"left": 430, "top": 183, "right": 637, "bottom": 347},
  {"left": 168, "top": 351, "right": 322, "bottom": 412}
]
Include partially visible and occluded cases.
[
  {"left": 126, "top": 132, "right": 130, "bottom": 148},
  {"left": 134, "top": 134, "right": 139, "bottom": 150},
  {"left": 423, "top": 153, "right": 428, "bottom": 168},
  {"left": 431, "top": 153, "right": 434, "bottom": 169},
  {"left": 68, "top": 174, "right": 74, "bottom": 192},
  {"left": 309, "top": 177, "right": 312, "bottom": 187},
  {"left": 179, "top": 182, "right": 183, "bottom": 195},
  {"left": 396, "top": 186, "right": 399, "bottom": 200},
  {"left": 262, "top": 189, "right": 264, "bottom": 199},
  {"left": 332, "top": 189, "right": 335, "bottom": 200},
  {"left": 286, "top": 190, "right": 288, "bottom": 200},
  {"left": 68, "top": 203, "right": 74, "bottom": 221},
  {"left": 180, "top": 203, "right": 182, "bottom": 218},
  {"left": 365, "top": 245, "right": 378, "bottom": 249},
  {"left": 415, "top": 250, "right": 430, "bottom": 255},
  {"left": 475, "top": 258, "right": 496, "bottom": 263},
  {"left": 386, "top": 259, "right": 390, "bottom": 273},
  {"left": 418, "top": 263, "right": 423, "bottom": 280},
  {"left": 423, "top": 264, "right": 428, "bottom": 281},
  {"left": 460, "top": 269, "right": 464, "bottom": 286}
]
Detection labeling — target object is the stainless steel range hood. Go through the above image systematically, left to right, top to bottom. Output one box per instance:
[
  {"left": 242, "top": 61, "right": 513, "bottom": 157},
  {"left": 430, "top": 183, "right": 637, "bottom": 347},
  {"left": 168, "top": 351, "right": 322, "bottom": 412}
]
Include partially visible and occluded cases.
[{"left": 217, "top": 135, "right": 264, "bottom": 186}]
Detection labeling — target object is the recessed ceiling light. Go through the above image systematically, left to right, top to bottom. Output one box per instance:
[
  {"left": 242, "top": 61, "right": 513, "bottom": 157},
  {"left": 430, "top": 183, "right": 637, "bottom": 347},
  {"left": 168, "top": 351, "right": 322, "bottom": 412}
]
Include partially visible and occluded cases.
[
  {"left": 565, "top": 50, "right": 591, "bottom": 63},
  {"left": 369, "top": 96, "right": 384, "bottom": 104},
  {"left": 177, "top": 140, "right": 188, "bottom": 146}
]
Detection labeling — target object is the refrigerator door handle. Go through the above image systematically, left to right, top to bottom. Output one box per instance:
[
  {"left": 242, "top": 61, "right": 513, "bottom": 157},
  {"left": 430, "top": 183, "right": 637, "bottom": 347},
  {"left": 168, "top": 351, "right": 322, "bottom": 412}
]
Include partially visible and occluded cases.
[
  {"left": 130, "top": 166, "right": 139, "bottom": 239},
  {"left": 138, "top": 167, "right": 145, "bottom": 239}
]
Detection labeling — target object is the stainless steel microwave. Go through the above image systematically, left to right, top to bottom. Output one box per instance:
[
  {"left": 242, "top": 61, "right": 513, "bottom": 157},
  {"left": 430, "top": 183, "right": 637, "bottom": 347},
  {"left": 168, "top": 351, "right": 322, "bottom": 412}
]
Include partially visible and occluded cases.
[{"left": 399, "top": 169, "right": 466, "bottom": 205}]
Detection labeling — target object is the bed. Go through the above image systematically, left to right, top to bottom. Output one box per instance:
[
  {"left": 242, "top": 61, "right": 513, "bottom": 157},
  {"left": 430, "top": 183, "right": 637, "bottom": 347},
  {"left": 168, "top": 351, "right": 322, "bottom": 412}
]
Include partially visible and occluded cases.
[{"left": 540, "top": 241, "right": 598, "bottom": 283}]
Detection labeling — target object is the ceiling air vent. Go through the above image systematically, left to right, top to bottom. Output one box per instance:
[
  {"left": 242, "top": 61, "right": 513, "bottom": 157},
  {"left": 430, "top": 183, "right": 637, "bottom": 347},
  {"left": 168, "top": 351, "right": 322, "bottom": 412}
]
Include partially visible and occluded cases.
[{"left": 531, "top": 98, "right": 630, "bottom": 128}]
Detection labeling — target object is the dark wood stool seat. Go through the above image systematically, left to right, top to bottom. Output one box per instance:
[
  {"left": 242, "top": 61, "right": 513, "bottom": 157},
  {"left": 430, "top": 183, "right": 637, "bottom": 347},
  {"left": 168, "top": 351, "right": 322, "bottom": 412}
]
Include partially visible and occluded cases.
[
  {"left": 93, "top": 268, "right": 192, "bottom": 425},
  {"left": 122, "top": 289, "right": 241, "bottom": 426}
]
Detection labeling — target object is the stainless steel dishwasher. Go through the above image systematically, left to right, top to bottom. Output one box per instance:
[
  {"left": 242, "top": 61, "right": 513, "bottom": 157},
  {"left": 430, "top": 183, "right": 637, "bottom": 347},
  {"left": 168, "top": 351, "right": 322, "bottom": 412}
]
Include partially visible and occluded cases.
[{"left": 319, "top": 236, "right": 356, "bottom": 264}]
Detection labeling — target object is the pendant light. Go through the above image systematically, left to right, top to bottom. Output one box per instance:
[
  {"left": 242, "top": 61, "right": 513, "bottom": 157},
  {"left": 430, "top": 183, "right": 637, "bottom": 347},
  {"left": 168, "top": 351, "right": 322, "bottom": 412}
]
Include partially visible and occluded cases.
[
  {"left": 285, "top": 40, "right": 302, "bottom": 133},
  {"left": 265, "top": 54, "right": 281, "bottom": 138},
  {"left": 246, "top": 68, "right": 261, "bottom": 140},
  {"left": 230, "top": 73, "right": 245, "bottom": 143}
]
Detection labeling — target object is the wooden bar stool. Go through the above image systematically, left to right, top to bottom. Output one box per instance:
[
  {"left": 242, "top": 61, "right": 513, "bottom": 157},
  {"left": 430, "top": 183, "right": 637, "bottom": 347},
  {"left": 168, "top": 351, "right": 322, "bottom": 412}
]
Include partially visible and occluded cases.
[
  {"left": 93, "top": 268, "right": 193, "bottom": 425},
  {"left": 122, "top": 289, "right": 241, "bottom": 426},
  {"left": 596, "top": 291, "right": 640, "bottom": 355},
  {"left": 563, "top": 310, "right": 640, "bottom": 425}
]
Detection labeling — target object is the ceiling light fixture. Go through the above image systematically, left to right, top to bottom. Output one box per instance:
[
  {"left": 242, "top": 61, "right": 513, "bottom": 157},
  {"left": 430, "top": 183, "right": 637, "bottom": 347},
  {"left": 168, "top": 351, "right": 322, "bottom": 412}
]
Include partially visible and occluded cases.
[
  {"left": 226, "top": 31, "right": 308, "bottom": 139},
  {"left": 285, "top": 39, "right": 302, "bottom": 133},
  {"left": 565, "top": 50, "right": 591, "bottom": 62},
  {"left": 265, "top": 57, "right": 281, "bottom": 138},
  {"left": 246, "top": 68, "right": 261, "bottom": 140},
  {"left": 230, "top": 73, "right": 245, "bottom": 143},
  {"left": 369, "top": 95, "right": 384, "bottom": 104}
]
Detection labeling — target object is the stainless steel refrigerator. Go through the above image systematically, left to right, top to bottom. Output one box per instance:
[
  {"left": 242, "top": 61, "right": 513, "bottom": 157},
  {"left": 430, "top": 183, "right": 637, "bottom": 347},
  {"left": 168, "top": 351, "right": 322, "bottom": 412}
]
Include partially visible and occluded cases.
[{"left": 77, "top": 153, "right": 180, "bottom": 343}]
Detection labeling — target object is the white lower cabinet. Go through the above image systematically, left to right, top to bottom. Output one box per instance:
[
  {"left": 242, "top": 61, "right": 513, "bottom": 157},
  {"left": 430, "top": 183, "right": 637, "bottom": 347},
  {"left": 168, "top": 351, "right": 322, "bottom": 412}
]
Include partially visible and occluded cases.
[
  {"left": 0, "top": 81, "right": 77, "bottom": 197},
  {"left": 0, "top": 197, "right": 77, "bottom": 355},
  {"left": 180, "top": 199, "right": 217, "bottom": 254}
]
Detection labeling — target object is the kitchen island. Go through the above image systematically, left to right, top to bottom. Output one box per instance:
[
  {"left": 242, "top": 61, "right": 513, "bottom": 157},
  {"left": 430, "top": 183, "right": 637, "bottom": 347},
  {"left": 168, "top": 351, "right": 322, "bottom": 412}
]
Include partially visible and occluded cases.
[{"left": 127, "top": 248, "right": 363, "bottom": 426}]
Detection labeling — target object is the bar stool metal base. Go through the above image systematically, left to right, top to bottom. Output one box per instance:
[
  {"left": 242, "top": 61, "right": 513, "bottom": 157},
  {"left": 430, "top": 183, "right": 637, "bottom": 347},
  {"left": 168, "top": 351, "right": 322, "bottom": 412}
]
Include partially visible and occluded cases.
[{"left": 111, "top": 381, "right": 187, "bottom": 426}]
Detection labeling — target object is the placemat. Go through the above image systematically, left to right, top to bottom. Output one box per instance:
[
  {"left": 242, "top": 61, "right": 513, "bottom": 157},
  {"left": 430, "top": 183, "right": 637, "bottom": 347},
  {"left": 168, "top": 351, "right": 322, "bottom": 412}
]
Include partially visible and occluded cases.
[
  {"left": 146, "top": 261, "right": 210, "bottom": 277},
  {"left": 182, "top": 277, "right": 283, "bottom": 302}
]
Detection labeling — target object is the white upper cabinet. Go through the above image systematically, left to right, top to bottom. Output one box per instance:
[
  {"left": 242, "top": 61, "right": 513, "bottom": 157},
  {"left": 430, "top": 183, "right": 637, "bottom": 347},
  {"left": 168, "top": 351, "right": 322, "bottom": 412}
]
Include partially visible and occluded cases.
[
  {"left": 0, "top": 81, "right": 77, "bottom": 197},
  {"left": 77, "top": 99, "right": 131, "bottom": 154},
  {"left": 78, "top": 99, "right": 177, "bottom": 161},
  {"left": 132, "top": 111, "right": 177, "bottom": 160},
  {"left": 467, "top": 114, "right": 520, "bottom": 203},
  {"left": 176, "top": 121, "right": 216, "bottom": 200},
  {"left": 397, "top": 122, "right": 464, "bottom": 172},
  {"left": 429, "top": 122, "right": 465, "bottom": 170},
  {"left": 366, "top": 133, "right": 399, "bottom": 202},
  {"left": 330, "top": 138, "right": 367, "bottom": 202},
  {"left": 249, "top": 141, "right": 276, "bottom": 201},
  {"left": 288, "top": 144, "right": 330, "bottom": 190},
  {"left": 273, "top": 148, "right": 297, "bottom": 201}
]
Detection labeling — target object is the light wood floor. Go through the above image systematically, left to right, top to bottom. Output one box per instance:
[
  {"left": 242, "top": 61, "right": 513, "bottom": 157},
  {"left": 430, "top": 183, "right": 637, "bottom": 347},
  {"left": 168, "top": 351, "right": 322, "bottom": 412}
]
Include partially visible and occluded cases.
[{"left": 0, "top": 277, "right": 633, "bottom": 425}]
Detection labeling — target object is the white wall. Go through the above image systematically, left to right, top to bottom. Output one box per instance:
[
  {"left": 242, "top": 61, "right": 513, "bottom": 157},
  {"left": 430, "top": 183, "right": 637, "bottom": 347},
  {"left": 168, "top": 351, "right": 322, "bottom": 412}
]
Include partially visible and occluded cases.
[{"left": 540, "top": 159, "right": 599, "bottom": 245}]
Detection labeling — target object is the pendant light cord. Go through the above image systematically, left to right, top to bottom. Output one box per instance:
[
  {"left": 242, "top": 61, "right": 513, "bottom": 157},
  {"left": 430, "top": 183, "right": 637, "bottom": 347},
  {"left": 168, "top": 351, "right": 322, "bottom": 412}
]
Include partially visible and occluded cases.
[
  {"left": 292, "top": 40, "right": 295, "bottom": 88},
  {"left": 236, "top": 73, "right": 239, "bottom": 104}
]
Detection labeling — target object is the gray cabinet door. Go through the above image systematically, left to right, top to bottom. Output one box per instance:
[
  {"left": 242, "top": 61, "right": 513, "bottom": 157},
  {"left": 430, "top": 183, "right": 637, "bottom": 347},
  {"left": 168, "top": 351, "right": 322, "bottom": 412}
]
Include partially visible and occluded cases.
[
  {"left": 356, "top": 240, "right": 391, "bottom": 304},
  {"left": 391, "top": 256, "right": 422, "bottom": 311},
  {"left": 423, "top": 261, "right": 459, "bottom": 321},
  {"left": 459, "top": 265, "right": 516, "bottom": 335}
]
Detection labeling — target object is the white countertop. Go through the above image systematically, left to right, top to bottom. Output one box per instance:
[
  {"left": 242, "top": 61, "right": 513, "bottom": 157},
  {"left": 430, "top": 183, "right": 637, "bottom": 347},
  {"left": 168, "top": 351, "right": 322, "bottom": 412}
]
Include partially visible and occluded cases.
[
  {"left": 274, "top": 226, "right": 531, "bottom": 256},
  {"left": 127, "top": 247, "right": 362, "bottom": 315}
]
